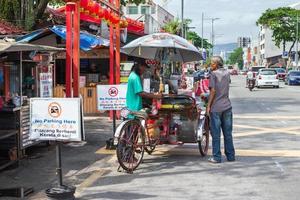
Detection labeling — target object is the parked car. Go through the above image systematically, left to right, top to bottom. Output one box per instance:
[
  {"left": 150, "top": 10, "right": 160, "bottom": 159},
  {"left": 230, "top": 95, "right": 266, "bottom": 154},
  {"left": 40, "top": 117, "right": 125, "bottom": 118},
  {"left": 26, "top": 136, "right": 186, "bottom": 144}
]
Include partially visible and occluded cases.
[
  {"left": 252, "top": 66, "right": 265, "bottom": 78},
  {"left": 256, "top": 68, "right": 279, "bottom": 88},
  {"left": 275, "top": 68, "right": 287, "bottom": 81},
  {"left": 285, "top": 70, "right": 300, "bottom": 85}
]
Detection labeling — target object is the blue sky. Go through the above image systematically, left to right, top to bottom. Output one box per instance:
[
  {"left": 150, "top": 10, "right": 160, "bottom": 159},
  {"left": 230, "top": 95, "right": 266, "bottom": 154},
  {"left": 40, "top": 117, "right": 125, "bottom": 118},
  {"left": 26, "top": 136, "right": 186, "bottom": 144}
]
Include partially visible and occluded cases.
[{"left": 155, "top": 0, "right": 300, "bottom": 44}]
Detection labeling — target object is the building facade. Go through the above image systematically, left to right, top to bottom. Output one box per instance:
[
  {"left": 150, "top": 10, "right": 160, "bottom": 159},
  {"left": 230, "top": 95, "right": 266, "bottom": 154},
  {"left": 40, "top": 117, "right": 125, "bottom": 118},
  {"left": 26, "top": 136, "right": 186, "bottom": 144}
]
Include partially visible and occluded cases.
[
  {"left": 123, "top": 0, "right": 174, "bottom": 34},
  {"left": 259, "top": 2, "right": 300, "bottom": 67},
  {"left": 237, "top": 37, "right": 251, "bottom": 48}
]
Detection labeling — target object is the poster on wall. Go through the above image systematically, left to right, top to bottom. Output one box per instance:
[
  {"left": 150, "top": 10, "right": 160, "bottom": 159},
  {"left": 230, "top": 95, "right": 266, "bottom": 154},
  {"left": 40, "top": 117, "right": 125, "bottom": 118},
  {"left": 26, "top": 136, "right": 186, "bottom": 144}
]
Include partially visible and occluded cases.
[
  {"left": 120, "top": 62, "right": 134, "bottom": 83},
  {"left": 40, "top": 73, "right": 53, "bottom": 97},
  {"left": 80, "top": 76, "right": 86, "bottom": 88},
  {"left": 97, "top": 85, "right": 127, "bottom": 111},
  {"left": 30, "top": 98, "right": 83, "bottom": 141}
]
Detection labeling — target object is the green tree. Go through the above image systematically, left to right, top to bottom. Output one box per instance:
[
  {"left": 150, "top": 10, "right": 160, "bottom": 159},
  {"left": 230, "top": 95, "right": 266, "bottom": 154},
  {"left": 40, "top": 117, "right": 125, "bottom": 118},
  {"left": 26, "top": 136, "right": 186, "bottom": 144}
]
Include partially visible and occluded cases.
[
  {"left": 0, "top": 0, "right": 145, "bottom": 30},
  {"left": 257, "top": 7, "right": 300, "bottom": 55},
  {"left": 163, "top": 18, "right": 212, "bottom": 50},
  {"left": 163, "top": 18, "right": 181, "bottom": 35},
  {"left": 187, "top": 31, "right": 212, "bottom": 50},
  {"left": 228, "top": 48, "right": 243, "bottom": 69}
]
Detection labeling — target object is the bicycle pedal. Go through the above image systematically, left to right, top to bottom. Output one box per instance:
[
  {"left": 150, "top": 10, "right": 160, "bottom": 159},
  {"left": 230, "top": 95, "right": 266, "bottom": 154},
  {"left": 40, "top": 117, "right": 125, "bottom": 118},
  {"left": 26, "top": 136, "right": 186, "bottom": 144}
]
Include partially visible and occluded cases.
[{"left": 117, "top": 165, "right": 122, "bottom": 172}]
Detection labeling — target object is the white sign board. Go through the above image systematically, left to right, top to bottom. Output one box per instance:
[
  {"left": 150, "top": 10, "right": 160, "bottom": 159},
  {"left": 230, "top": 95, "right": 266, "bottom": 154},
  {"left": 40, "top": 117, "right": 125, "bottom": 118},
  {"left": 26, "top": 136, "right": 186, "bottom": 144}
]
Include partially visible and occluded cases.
[
  {"left": 282, "top": 51, "right": 288, "bottom": 59},
  {"left": 40, "top": 73, "right": 53, "bottom": 97},
  {"left": 80, "top": 76, "right": 86, "bottom": 88},
  {"left": 186, "top": 76, "right": 194, "bottom": 90},
  {"left": 143, "top": 78, "right": 150, "bottom": 93},
  {"left": 97, "top": 85, "right": 127, "bottom": 111},
  {"left": 30, "top": 98, "right": 82, "bottom": 141}
]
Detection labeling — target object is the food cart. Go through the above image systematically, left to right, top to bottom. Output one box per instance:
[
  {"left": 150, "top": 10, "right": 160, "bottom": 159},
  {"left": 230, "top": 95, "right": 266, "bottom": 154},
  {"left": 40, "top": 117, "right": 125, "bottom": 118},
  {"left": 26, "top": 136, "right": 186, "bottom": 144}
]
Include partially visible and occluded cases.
[{"left": 114, "top": 33, "right": 208, "bottom": 172}]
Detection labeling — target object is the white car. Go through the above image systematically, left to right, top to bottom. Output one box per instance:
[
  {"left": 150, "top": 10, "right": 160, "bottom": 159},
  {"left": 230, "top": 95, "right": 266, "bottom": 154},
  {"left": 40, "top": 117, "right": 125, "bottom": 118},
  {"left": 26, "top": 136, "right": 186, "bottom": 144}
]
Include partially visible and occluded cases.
[{"left": 256, "top": 69, "right": 280, "bottom": 88}]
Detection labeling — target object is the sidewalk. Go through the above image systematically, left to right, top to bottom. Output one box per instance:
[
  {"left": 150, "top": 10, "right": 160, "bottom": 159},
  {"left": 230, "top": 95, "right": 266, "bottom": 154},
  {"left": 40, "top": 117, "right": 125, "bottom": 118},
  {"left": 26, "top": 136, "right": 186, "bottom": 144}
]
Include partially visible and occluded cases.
[{"left": 0, "top": 117, "right": 116, "bottom": 200}]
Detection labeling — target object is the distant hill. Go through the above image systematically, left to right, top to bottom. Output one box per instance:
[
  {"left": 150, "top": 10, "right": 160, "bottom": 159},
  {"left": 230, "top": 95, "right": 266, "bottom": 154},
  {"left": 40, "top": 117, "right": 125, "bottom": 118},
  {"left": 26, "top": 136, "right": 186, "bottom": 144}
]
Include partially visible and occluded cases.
[{"left": 214, "top": 43, "right": 237, "bottom": 55}]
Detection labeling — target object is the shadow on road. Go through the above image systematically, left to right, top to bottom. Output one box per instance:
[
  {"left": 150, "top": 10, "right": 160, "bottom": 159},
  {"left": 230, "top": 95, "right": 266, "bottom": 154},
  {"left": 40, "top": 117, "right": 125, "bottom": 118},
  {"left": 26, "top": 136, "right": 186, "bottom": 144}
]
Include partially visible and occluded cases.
[
  {"left": 77, "top": 154, "right": 299, "bottom": 199},
  {"left": 79, "top": 191, "right": 157, "bottom": 200}
]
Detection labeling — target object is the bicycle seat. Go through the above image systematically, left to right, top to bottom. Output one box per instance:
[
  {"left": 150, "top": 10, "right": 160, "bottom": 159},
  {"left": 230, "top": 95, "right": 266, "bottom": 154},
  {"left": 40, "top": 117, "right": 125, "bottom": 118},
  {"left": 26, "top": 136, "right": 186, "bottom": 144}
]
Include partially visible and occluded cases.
[{"left": 130, "top": 111, "right": 149, "bottom": 120}]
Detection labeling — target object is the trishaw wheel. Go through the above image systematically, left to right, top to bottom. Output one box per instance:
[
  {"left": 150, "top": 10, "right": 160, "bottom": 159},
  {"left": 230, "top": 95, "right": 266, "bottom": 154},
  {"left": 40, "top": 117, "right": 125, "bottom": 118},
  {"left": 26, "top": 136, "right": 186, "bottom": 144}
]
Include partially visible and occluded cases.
[
  {"left": 198, "top": 116, "right": 210, "bottom": 156},
  {"left": 116, "top": 120, "right": 145, "bottom": 172}
]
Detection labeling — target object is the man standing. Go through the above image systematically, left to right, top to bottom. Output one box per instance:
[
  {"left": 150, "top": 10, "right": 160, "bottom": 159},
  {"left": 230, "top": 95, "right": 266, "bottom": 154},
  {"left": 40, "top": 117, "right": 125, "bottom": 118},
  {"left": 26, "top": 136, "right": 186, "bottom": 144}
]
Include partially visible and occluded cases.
[{"left": 206, "top": 56, "right": 235, "bottom": 163}]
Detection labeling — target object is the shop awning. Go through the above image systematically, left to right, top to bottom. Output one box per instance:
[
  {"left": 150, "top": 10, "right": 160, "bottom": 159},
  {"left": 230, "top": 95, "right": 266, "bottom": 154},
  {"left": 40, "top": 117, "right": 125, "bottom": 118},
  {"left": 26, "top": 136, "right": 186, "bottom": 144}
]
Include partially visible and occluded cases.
[
  {"left": 17, "top": 25, "right": 109, "bottom": 51},
  {"left": 0, "top": 39, "right": 64, "bottom": 53}
]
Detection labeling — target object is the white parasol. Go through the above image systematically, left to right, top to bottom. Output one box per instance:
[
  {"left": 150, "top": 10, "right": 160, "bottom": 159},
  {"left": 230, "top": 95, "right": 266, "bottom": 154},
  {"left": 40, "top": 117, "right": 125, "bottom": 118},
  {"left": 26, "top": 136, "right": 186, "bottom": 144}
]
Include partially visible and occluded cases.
[{"left": 121, "top": 33, "right": 202, "bottom": 63}]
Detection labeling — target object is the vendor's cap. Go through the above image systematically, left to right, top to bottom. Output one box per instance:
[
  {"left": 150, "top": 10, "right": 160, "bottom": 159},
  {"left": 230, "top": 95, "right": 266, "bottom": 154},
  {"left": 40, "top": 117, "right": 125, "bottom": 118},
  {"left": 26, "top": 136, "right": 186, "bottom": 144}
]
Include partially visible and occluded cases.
[{"left": 135, "top": 58, "right": 150, "bottom": 68}]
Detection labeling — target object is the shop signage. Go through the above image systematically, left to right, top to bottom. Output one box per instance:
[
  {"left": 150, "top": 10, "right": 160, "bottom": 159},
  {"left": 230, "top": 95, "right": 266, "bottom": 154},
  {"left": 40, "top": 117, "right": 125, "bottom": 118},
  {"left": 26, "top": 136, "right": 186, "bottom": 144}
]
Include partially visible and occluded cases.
[
  {"left": 40, "top": 73, "right": 53, "bottom": 97},
  {"left": 97, "top": 85, "right": 127, "bottom": 110},
  {"left": 30, "top": 98, "right": 83, "bottom": 141}
]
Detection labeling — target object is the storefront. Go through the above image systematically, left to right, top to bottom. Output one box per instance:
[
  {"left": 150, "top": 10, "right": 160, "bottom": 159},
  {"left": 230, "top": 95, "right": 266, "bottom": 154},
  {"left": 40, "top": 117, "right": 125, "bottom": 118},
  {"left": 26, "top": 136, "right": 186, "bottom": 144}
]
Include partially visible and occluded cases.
[{"left": 0, "top": 41, "right": 62, "bottom": 170}]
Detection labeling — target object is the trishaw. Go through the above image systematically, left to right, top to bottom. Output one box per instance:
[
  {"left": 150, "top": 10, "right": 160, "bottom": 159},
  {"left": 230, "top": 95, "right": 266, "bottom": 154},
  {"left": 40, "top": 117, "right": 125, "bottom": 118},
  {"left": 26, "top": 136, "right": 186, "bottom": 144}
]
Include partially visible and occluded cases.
[
  {"left": 116, "top": 32, "right": 206, "bottom": 173},
  {"left": 114, "top": 95, "right": 210, "bottom": 173}
]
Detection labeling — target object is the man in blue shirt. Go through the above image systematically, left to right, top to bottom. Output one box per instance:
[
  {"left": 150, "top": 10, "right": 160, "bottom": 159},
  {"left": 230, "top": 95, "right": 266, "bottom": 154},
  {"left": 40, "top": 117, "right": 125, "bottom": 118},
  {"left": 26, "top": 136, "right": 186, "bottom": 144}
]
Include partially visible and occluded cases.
[{"left": 126, "top": 60, "right": 162, "bottom": 113}]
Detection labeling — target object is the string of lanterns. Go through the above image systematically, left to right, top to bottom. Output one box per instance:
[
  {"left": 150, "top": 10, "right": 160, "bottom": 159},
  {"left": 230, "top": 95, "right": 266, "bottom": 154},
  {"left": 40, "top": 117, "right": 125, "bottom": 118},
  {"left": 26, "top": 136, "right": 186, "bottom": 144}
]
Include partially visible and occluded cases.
[{"left": 79, "top": 0, "right": 127, "bottom": 27}]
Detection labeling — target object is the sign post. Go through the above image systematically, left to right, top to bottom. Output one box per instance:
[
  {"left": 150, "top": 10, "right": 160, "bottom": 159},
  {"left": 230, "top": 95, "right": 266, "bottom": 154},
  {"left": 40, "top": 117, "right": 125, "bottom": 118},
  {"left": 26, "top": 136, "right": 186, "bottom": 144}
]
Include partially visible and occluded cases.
[
  {"left": 97, "top": 85, "right": 127, "bottom": 149},
  {"left": 30, "top": 98, "right": 83, "bottom": 199}
]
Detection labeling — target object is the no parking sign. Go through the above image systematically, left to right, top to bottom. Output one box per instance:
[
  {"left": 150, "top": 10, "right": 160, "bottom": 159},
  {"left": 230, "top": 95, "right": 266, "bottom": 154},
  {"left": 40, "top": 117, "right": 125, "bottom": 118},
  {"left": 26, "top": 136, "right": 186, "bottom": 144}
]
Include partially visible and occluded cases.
[{"left": 97, "top": 85, "right": 127, "bottom": 111}]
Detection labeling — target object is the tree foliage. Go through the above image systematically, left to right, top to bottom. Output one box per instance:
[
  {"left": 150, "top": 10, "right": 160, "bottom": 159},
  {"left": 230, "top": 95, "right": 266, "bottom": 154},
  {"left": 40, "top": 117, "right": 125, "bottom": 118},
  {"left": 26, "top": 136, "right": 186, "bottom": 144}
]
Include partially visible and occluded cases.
[
  {"left": 0, "top": 0, "right": 145, "bottom": 30},
  {"left": 121, "top": 0, "right": 146, "bottom": 6},
  {"left": 257, "top": 7, "right": 300, "bottom": 53},
  {"left": 163, "top": 18, "right": 212, "bottom": 50},
  {"left": 163, "top": 18, "right": 181, "bottom": 35},
  {"left": 187, "top": 31, "right": 212, "bottom": 50},
  {"left": 228, "top": 47, "right": 243, "bottom": 69}
]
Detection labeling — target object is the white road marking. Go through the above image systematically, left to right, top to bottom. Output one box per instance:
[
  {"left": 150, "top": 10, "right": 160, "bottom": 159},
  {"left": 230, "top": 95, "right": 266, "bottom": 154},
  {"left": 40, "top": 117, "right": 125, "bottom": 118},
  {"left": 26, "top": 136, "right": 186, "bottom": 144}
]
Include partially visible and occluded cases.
[
  {"left": 234, "top": 115, "right": 300, "bottom": 119},
  {"left": 281, "top": 120, "right": 287, "bottom": 125},
  {"left": 274, "top": 161, "right": 285, "bottom": 174}
]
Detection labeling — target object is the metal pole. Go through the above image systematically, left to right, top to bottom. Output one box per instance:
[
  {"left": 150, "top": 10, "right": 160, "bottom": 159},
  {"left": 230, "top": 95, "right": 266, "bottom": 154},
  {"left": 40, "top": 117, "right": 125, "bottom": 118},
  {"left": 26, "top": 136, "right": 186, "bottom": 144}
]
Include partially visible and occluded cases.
[
  {"left": 181, "top": 0, "right": 184, "bottom": 38},
  {"left": 201, "top": 13, "right": 204, "bottom": 50},
  {"left": 296, "top": 15, "right": 299, "bottom": 70},
  {"left": 211, "top": 19, "right": 214, "bottom": 56},
  {"left": 20, "top": 52, "right": 22, "bottom": 104},
  {"left": 56, "top": 142, "right": 63, "bottom": 186}
]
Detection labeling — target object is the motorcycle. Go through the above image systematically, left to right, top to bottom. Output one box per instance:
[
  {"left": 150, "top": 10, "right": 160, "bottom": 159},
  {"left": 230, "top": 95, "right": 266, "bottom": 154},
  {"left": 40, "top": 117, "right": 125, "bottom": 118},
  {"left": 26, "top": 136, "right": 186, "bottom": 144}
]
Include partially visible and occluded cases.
[{"left": 248, "top": 79, "right": 255, "bottom": 91}]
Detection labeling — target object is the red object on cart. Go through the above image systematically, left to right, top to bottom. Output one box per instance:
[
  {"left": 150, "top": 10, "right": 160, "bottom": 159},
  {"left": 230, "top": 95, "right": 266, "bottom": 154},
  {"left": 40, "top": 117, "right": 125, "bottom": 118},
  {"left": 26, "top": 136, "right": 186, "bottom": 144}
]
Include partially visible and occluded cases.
[{"left": 196, "top": 79, "right": 209, "bottom": 96}]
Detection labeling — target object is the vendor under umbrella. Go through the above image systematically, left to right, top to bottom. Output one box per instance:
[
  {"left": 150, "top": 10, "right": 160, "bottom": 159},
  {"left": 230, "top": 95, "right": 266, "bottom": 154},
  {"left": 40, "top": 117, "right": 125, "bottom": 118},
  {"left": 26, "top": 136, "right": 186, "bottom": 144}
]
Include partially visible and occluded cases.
[{"left": 126, "top": 59, "right": 162, "bottom": 117}]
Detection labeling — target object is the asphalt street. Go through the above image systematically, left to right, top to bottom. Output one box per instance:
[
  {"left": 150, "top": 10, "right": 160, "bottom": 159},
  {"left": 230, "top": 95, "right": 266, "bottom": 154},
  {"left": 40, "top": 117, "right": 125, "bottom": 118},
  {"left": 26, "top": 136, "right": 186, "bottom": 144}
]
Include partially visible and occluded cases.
[{"left": 77, "top": 75, "right": 300, "bottom": 200}]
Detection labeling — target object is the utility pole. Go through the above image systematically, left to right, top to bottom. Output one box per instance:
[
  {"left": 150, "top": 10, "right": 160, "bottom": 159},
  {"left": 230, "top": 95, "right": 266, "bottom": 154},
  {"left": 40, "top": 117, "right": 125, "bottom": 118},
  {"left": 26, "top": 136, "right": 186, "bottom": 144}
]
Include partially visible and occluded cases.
[
  {"left": 181, "top": 0, "right": 184, "bottom": 38},
  {"left": 201, "top": 12, "right": 204, "bottom": 50},
  {"left": 296, "top": 14, "right": 299, "bottom": 70},
  {"left": 210, "top": 18, "right": 220, "bottom": 56}
]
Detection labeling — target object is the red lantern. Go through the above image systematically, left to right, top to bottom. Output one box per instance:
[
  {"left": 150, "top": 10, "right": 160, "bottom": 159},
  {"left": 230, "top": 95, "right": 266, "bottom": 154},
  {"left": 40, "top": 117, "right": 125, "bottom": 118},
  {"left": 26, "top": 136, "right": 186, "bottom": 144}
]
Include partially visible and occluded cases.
[
  {"left": 80, "top": 0, "right": 89, "bottom": 9},
  {"left": 87, "top": 0, "right": 95, "bottom": 13},
  {"left": 92, "top": 3, "right": 100, "bottom": 15},
  {"left": 98, "top": 7, "right": 104, "bottom": 18},
  {"left": 103, "top": 9, "right": 109, "bottom": 20},
  {"left": 109, "top": 14, "right": 115, "bottom": 24},
  {"left": 111, "top": 14, "right": 119, "bottom": 24},
  {"left": 115, "top": 15, "right": 120, "bottom": 24}
]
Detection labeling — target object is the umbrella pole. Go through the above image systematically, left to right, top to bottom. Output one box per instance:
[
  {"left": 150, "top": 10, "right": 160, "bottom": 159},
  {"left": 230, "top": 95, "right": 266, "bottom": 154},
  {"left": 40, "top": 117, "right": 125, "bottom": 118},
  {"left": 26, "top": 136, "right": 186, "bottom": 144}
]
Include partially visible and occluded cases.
[{"left": 20, "top": 51, "right": 22, "bottom": 105}]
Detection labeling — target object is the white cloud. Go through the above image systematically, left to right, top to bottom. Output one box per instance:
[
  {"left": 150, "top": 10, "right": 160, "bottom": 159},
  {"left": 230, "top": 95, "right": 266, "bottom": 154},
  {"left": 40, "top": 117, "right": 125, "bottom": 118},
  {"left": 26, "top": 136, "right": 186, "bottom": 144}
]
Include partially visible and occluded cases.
[{"left": 155, "top": 0, "right": 299, "bottom": 43}]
